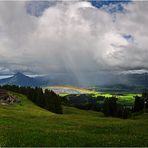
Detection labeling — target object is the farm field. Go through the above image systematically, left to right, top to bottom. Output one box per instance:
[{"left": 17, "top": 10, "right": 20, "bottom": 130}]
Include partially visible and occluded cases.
[
  {"left": 44, "top": 86, "right": 94, "bottom": 95},
  {"left": 45, "top": 86, "right": 141, "bottom": 105},
  {"left": 0, "top": 92, "right": 148, "bottom": 147},
  {"left": 93, "top": 93, "right": 142, "bottom": 105}
]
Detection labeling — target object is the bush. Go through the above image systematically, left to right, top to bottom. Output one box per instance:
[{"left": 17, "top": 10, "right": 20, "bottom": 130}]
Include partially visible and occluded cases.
[
  {"left": 134, "top": 96, "right": 144, "bottom": 112},
  {"left": 103, "top": 97, "right": 118, "bottom": 117},
  {"left": 121, "top": 108, "right": 132, "bottom": 119}
]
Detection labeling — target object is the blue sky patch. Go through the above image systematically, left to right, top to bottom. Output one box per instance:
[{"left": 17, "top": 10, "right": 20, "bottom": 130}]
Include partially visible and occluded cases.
[
  {"left": 89, "top": 0, "right": 131, "bottom": 13},
  {"left": 123, "top": 34, "right": 134, "bottom": 43}
]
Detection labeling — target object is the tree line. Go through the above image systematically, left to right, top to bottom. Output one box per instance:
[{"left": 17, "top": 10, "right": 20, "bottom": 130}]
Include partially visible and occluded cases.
[
  {"left": 1, "top": 84, "right": 147, "bottom": 118},
  {"left": 0, "top": 85, "right": 63, "bottom": 114},
  {"left": 65, "top": 93, "right": 148, "bottom": 119},
  {"left": 103, "top": 93, "right": 148, "bottom": 119},
  {"left": 103, "top": 97, "right": 132, "bottom": 119}
]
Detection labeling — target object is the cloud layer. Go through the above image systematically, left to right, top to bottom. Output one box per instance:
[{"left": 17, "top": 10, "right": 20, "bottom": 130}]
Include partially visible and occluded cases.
[{"left": 0, "top": 1, "right": 148, "bottom": 76}]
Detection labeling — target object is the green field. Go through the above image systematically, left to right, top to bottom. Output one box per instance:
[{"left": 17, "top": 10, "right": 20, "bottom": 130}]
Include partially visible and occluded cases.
[
  {"left": 45, "top": 86, "right": 141, "bottom": 105},
  {"left": 0, "top": 92, "right": 148, "bottom": 147},
  {"left": 61, "top": 92, "right": 141, "bottom": 105},
  {"left": 92, "top": 93, "right": 142, "bottom": 105}
]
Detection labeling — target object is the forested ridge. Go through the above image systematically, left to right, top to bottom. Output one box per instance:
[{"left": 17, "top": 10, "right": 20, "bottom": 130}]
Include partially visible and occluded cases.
[{"left": 0, "top": 85, "right": 63, "bottom": 114}]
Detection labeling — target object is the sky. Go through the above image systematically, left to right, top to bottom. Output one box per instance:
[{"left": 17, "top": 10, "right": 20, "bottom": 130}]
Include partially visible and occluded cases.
[{"left": 0, "top": 0, "right": 148, "bottom": 78}]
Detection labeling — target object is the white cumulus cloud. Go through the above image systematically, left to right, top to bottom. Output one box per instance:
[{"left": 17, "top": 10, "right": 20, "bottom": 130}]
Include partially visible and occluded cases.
[{"left": 0, "top": 1, "right": 148, "bottom": 77}]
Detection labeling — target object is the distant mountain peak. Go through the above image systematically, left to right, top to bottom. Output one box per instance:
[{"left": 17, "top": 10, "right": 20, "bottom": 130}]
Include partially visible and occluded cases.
[
  {"left": 0, "top": 72, "right": 38, "bottom": 86},
  {"left": 12, "top": 72, "right": 28, "bottom": 78},
  {"left": 14, "top": 72, "right": 25, "bottom": 76}
]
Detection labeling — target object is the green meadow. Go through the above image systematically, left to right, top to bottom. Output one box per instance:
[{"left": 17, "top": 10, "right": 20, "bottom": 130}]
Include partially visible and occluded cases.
[
  {"left": 45, "top": 86, "right": 141, "bottom": 105},
  {"left": 59, "top": 91, "right": 141, "bottom": 105},
  {"left": 0, "top": 92, "right": 148, "bottom": 147},
  {"left": 92, "top": 93, "right": 142, "bottom": 105}
]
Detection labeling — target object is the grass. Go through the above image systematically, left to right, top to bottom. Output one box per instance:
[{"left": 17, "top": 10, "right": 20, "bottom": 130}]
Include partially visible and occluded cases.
[
  {"left": 0, "top": 92, "right": 148, "bottom": 147},
  {"left": 117, "top": 94, "right": 140, "bottom": 105}
]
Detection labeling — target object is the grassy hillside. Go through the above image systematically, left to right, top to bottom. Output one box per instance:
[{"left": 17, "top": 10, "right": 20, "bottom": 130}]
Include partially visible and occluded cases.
[{"left": 0, "top": 92, "right": 148, "bottom": 147}]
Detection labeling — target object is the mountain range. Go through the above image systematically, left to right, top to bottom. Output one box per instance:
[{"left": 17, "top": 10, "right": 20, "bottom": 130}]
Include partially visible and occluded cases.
[
  {"left": 0, "top": 72, "right": 148, "bottom": 87},
  {"left": 0, "top": 72, "right": 79, "bottom": 87}
]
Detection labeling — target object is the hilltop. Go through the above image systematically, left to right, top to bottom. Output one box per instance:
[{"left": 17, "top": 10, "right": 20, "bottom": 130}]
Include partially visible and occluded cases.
[{"left": 0, "top": 91, "right": 148, "bottom": 147}]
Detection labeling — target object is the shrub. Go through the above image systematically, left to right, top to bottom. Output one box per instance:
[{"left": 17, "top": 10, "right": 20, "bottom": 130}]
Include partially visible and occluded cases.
[
  {"left": 103, "top": 97, "right": 118, "bottom": 117},
  {"left": 121, "top": 108, "right": 132, "bottom": 119}
]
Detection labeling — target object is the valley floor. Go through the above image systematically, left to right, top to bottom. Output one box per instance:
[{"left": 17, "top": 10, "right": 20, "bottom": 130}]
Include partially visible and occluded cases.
[{"left": 0, "top": 93, "right": 148, "bottom": 147}]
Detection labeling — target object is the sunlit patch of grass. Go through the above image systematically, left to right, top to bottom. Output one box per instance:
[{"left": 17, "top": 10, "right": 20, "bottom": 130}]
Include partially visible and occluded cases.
[
  {"left": 91, "top": 92, "right": 142, "bottom": 105},
  {"left": 58, "top": 93, "right": 69, "bottom": 97}
]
